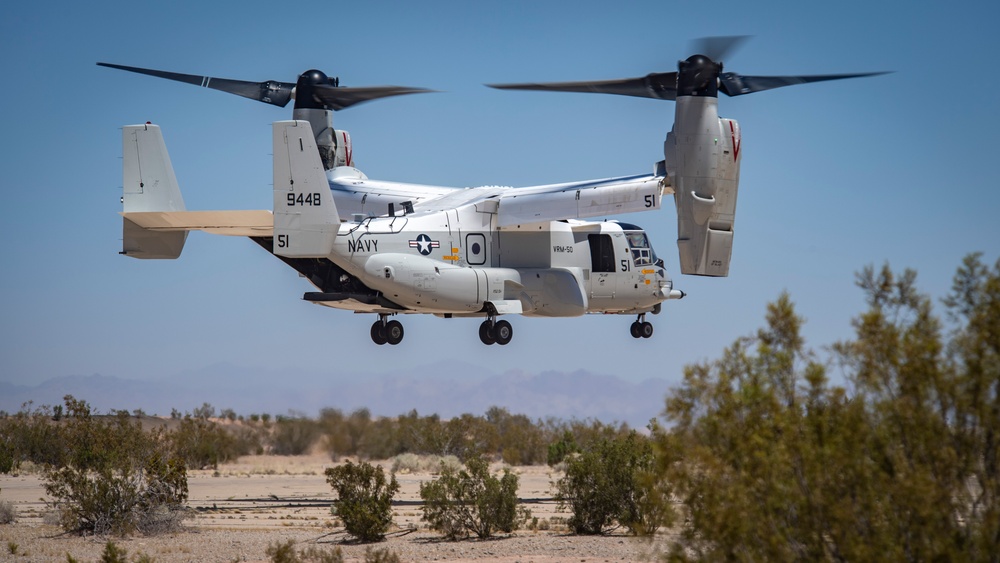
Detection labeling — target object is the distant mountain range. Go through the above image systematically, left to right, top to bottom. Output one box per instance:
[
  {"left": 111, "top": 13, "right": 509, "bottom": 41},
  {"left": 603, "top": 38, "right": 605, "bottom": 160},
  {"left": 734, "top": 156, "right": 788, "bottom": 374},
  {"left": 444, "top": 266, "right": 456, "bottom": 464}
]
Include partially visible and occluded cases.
[{"left": 0, "top": 361, "right": 673, "bottom": 428}]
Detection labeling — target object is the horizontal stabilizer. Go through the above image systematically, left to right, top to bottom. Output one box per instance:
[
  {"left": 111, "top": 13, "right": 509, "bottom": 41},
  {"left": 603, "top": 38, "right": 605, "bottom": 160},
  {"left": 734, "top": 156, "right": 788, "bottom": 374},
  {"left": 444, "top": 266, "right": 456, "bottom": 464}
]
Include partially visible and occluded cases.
[{"left": 121, "top": 210, "right": 273, "bottom": 236}]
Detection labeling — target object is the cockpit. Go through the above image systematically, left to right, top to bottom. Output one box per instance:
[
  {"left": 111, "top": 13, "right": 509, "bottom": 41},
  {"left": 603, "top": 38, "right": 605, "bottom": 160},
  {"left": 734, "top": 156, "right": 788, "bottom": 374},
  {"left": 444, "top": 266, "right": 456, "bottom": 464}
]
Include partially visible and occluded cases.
[{"left": 619, "top": 223, "right": 661, "bottom": 267}]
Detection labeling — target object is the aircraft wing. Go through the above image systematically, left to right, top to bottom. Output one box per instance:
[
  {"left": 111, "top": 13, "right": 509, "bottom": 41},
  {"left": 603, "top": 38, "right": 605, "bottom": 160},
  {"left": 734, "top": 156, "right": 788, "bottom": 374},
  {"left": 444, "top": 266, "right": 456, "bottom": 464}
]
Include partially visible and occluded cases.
[
  {"left": 327, "top": 169, "right": 457, "bottom": 219},
  {"left": 494, "top": 174, "right": 670, "bottom": 227},
  {"left": 122, "top": 210, "right": 273, "bottom": 236}
]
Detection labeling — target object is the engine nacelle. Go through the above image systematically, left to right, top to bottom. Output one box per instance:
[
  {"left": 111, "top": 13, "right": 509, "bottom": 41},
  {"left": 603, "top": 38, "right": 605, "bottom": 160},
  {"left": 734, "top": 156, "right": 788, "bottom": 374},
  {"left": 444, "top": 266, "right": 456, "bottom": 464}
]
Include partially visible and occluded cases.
[
  {"left": 665, "top": 96, "right": 741, "bottom": 277},
  {"left": 287, "top": 108, "right": 352, "bottom": 169},
  {"left": 332, "top": 129, "right": 353, "bottom": 168}
]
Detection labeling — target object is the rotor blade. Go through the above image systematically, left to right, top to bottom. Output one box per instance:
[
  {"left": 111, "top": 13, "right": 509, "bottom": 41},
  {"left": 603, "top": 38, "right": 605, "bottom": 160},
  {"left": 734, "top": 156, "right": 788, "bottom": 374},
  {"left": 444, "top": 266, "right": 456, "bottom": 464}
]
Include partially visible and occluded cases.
[
  {"left": 693, "top": 36, "right": 751, "bottom": 62},
  {"left": 97, "top": 62, "right": 295, "bottom": 107},
  {"left": 718, "top": 71, "right": 892, "bottom": 96},
  {"left": 488, "top": 72, "right": 678, "bottom": 101},
  {"left": 311, "top": 84, "right": 436, "bottom": 111}
]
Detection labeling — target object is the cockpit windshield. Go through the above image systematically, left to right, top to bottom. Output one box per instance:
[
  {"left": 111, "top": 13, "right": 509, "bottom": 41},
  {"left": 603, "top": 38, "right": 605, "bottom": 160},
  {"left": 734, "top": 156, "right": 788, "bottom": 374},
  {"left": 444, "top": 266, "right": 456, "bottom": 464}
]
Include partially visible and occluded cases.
[{"left": 624, "top": 229, "right": 657, "bottom": 266}]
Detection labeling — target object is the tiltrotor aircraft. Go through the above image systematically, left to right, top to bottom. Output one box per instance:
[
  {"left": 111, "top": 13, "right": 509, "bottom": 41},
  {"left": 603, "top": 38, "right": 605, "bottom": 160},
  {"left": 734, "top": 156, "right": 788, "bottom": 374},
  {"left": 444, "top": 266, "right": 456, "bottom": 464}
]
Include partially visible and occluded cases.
[{"left": 101, "top": 37, "right": 884, "bottom": 346}]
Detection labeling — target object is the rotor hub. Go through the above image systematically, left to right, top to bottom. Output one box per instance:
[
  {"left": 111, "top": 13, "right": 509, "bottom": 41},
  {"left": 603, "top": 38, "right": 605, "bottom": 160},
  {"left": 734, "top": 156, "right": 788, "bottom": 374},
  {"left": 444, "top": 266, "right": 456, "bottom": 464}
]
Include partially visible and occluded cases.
[
  {"left": 678, "top": 55, "right": 721, "bottom": 98},
  {"left": 295, "top": 69, "right": 337, "bottom": 110}
]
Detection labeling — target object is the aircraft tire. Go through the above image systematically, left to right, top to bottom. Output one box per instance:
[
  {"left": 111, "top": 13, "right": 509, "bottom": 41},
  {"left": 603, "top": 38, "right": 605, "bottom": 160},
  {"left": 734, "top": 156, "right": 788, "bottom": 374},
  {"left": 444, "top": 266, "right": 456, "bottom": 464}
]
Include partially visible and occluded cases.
[
  {"left": 385, "top": 320, "right": 404, "bottom": 345},
  {"left": 479, "top": 320, "right": 496, "bottom": 345},
  {"left": 494, "top": 320, "right": 513, "bottom": 345},
  {"left": 370, "top": 321, "right": 388, "bottom": 345},
  {"left": 630, "top": 321, "right": 642, "bottom": 338},
  {"left": 640, "top": 322, "right": 654, "bottom": 338}
]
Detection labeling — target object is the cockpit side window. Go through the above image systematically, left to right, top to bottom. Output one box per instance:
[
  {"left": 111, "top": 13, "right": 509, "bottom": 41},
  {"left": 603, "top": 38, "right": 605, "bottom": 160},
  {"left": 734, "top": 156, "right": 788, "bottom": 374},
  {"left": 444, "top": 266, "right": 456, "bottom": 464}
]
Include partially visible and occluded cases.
[{"left": 626, "top": 231, "right": 654, "bottom": 266}]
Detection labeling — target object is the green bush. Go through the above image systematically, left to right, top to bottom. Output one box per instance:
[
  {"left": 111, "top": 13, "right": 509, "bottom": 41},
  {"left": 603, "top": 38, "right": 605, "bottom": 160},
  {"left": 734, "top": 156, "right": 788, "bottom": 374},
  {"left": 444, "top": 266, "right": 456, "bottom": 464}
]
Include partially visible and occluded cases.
[
  {"left": 654, "top": 256, "right": 1000, "bottom": 560},
  {"left": 43, "top": 396, "right": 188, "bottom": 536},
  {"left": 0, "top": 402, "right": 67, "bottom": 471},
  {"left": 170, "top": 415, "right": 247, "bottom": 469},
  {"left": 270, "top": 416, "right": 321, "bottom": 455},
  {"left": 546, "top": 430, "right": 579, "bottom": 466},
  {"left": 554, "top": 431, "right": 662, "bottom": 535},
  {"left": 419, "top": 456, "right": 529, "bottom": 539},
  {"left": 325, "top": 460, "right": 399, "bottom": 542},
  {"left": 99, "top": 540, "right": 128, "bottom": 563}
]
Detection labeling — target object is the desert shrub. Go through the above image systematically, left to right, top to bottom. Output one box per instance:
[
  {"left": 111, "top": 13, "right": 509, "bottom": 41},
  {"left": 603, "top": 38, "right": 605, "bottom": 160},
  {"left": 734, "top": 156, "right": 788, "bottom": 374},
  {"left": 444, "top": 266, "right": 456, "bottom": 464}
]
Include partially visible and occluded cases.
[
  {"left": 654, "top": 257, "right": 1000, "bottom": 560},
  {"left": 44, "top": 396, "right": 188, "bottom": 536},
  {"left": 0, "top": 402, "right": 67, "bottom": 471},
  {"left": 191, "top": 402, "right": 216, "bottom": 419},
  {"left": 483, "top": 407, "right": 549, "bottom": 465},
  {"left": 319, "top": 408, "right": 368, "bottom": 460},
  {"left": 170, "top": 415, "right": 244, "bottom": 469},
  {"left": 270, "top": 416, "right": 321, "bottom": 455},
  {"left": 546, "top": 430, "right": 579, "bottom": 466},
  {"left": 554, "top": 431, "right": 661, "bottom": 535},
  {"left": 0, "top": 447, "right": 12, "bottom": 475},
  {"left": 389, "top": 452, "right": 421, "bottom": 473},
  {"left": 391, "top": 453, "right": 461, "bottom": 474},
  {"left": 419, "top": 455, "right": 530, "bottom": 539},
  {"left": 325, "top": 460, "right": 399, "bottom": 542},
  {"left": 0, "top": 489, "right": 15, "bottom": 524},
  {"left": 99, "top": 540, "right": 128, "bottom": 563},
  {"left": 266, "top": 540, "right": 344, "bottom": 563}
]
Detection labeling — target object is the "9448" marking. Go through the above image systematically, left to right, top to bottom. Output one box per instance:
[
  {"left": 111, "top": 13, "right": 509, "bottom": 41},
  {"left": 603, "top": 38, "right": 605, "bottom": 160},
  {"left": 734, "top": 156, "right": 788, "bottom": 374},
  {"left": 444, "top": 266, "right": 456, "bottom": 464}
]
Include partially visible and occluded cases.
[{"left": 287, "top": 192, "right": 321, "bottom": 206}]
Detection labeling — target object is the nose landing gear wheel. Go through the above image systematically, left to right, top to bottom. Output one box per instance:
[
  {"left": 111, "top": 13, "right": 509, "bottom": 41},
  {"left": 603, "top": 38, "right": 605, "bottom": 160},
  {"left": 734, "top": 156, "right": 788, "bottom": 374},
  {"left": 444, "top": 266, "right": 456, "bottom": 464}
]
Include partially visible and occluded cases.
[
  {"left": 370, "top": 320, "right": 387, "bottom": 345},
  {"left": 385, "top": 320, "right": 404, "bottom": 345},
  {"left": 479, "top": 320, "right": 496, "bottom": 345},
  {"left": 494, "top": 320, "right": 513, "bottom": 345}
]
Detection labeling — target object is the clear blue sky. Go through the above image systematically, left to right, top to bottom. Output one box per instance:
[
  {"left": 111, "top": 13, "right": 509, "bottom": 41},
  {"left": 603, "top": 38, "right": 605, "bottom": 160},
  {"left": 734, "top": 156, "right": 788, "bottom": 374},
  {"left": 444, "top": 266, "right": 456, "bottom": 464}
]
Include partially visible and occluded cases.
[{"left": 2, "top": 1, "right": 998, "bottom": 394}]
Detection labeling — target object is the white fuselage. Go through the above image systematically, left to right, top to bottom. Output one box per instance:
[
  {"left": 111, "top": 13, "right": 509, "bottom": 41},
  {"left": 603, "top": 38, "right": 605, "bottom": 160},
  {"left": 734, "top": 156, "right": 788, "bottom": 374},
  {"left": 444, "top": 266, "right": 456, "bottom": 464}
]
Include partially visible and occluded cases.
[{"left": 316, "top": 183, "right": 672, "bottom": 317}]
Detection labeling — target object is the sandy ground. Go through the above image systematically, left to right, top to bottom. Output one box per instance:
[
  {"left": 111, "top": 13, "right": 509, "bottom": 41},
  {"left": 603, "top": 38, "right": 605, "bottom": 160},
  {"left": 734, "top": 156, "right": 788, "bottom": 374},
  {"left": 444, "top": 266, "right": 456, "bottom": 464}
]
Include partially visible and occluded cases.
[{"left": 0, "top": 454, "right": 669, "bottom": 562}]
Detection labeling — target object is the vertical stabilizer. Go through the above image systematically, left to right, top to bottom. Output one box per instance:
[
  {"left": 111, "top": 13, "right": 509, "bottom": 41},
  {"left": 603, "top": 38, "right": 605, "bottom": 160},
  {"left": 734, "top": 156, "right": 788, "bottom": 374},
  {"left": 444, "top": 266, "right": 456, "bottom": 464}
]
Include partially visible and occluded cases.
[
  {"left": 272, "top": 121, "right": 340, "bottom": 258},
  {"left": 121, "top": 123, "right": 188, "bottom": 258}
]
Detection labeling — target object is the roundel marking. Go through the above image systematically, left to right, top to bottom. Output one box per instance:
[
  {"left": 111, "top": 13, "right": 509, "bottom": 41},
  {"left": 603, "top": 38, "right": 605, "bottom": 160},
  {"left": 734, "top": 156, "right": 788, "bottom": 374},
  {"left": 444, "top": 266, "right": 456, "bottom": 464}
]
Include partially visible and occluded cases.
[{"left": 409, "top": 234, "right": 440, "bottom": 256}]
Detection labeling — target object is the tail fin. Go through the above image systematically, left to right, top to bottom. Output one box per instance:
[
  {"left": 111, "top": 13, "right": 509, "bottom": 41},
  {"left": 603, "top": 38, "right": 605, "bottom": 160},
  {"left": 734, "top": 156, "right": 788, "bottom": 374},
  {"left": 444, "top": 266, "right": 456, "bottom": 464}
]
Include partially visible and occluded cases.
[
  {"left": 272, "top": 121, "right": 340, "bottom": 258},
  {"left": 121, "top": 123, "right": 188, "bottom": 258}
]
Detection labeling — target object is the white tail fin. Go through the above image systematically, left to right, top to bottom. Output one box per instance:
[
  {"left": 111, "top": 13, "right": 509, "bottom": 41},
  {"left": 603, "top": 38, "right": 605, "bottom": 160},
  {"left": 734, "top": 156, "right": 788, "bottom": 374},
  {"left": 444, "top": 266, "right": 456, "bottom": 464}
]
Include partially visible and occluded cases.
[
  {"left": 272, "top": 121, "right": 340, "bottom": 258},
  {"left": 121, "top": 123, "right": 188, "bottom": 258}
]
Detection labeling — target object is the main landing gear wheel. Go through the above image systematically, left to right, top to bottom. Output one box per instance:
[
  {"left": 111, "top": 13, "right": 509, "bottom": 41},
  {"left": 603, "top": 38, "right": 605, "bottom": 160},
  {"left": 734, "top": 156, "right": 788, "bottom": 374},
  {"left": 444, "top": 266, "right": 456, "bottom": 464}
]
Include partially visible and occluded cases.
[
  {"left": 630, "top": 315, "right": 653, "bottom": 339},
  {"left": 371, "top": 317, "right": 404, "bottom": 345},
  {"left": 479, "top": 317, "right": 513, "bottom": 346},
  {"left": 371, "top": 320, "right": 387, "bottom": 345},
  {"left": 385, "top": 320, "right": 404, "bottom": 345},
  {"left": 479, "top": 320, "right": 496, "bottom": 345},
  {"left": 494, "top": 320, "right": 513, "bottom": 345},
  {"left": 630, "top": 321, "right": 642, "bottom": 338}
]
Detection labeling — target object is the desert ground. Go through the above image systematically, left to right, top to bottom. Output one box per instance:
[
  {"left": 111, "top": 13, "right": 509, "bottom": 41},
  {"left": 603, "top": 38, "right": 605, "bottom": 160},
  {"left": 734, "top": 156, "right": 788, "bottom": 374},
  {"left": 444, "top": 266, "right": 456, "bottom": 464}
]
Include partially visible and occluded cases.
[{"left": 0, "top": 454, "right": 670, "bottom": 562}]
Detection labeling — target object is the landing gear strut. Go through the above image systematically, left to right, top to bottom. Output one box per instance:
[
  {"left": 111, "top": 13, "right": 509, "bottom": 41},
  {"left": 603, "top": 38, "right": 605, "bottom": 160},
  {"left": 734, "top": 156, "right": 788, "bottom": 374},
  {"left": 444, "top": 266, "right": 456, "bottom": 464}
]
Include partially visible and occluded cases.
[
  {"left": 479, "top": 312, "right": 513, "bottom": 346},
  {"left": 630, "top": 313, "right": 653, "bottom": 339},
  {"left": 371, "top": 315, "right": 404, "bottom": 345}
]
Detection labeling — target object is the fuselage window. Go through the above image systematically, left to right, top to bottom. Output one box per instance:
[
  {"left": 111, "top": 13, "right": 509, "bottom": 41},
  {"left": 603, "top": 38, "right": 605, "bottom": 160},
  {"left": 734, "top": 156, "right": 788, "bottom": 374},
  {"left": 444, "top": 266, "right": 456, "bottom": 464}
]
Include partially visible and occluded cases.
[{"left": 588, "top": 234, "right": 616, "bottom": 273}]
